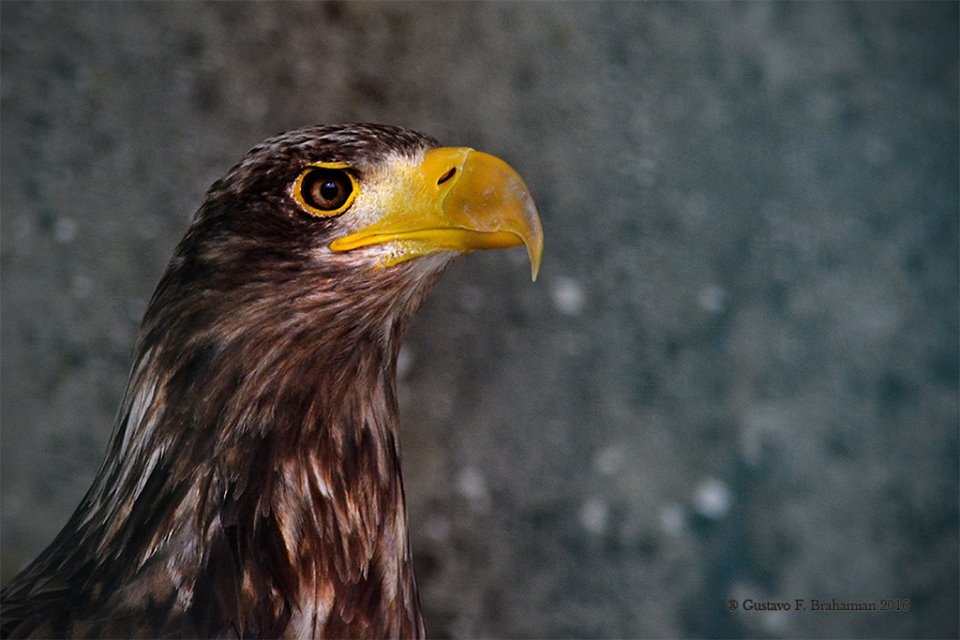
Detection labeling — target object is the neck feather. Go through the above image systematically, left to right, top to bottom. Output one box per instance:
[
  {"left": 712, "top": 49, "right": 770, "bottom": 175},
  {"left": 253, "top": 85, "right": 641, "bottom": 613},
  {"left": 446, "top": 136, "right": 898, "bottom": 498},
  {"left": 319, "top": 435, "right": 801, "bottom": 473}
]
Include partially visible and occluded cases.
[{"left": 11, "top": 257, "right": 448, "bottom": 638}]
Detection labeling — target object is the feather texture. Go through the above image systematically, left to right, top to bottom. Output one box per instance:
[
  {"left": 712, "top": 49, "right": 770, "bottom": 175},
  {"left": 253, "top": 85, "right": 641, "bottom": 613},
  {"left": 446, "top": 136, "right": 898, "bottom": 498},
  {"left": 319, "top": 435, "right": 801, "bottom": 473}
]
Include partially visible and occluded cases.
[{"left": 1, "top": 125, "right": 457, "bottom": 638}]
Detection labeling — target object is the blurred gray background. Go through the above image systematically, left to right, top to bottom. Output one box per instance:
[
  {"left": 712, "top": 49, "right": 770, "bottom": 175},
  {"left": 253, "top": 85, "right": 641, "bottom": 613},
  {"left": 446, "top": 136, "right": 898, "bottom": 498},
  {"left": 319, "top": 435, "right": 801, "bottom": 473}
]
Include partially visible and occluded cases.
[{"left": 2, "top": 2, "right": 957, "bottom": 638}]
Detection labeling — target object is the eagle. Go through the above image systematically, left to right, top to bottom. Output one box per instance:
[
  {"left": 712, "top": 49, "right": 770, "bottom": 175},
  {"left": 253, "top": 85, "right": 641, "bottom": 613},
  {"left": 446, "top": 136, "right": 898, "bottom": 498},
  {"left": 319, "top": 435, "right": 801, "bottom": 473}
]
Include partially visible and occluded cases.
[{"left": 1, "top": 124, "right": 542, "bottom": 639}]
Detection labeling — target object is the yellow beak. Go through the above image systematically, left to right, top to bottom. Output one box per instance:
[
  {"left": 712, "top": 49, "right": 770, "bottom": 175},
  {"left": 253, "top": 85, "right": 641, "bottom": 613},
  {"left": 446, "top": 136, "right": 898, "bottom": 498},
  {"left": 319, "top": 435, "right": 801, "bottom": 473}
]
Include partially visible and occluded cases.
[{"left": 329, "top": 147, "right": 543, "bottom": 280}]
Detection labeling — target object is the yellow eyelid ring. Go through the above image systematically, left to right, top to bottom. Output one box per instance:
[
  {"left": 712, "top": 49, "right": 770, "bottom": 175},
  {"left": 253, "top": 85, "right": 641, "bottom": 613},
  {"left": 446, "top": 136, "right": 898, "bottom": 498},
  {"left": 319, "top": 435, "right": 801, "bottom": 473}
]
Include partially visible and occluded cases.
[{"left": 293, "top": 162, "right": 359, "bottom": 217}]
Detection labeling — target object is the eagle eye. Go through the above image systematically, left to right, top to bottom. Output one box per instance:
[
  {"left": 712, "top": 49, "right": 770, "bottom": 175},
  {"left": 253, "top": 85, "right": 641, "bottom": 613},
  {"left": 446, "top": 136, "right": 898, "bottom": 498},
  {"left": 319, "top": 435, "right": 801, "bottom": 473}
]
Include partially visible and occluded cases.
[{"left": 294, "top": 165, "right": 357, "bottom": 217}]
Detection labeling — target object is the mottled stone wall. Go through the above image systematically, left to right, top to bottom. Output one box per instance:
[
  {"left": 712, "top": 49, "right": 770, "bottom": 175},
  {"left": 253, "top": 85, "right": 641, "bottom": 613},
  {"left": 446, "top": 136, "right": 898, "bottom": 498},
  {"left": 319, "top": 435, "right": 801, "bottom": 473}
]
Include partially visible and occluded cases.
[{"left": 2, "top": 2, "right": 957, "bottom": 637}]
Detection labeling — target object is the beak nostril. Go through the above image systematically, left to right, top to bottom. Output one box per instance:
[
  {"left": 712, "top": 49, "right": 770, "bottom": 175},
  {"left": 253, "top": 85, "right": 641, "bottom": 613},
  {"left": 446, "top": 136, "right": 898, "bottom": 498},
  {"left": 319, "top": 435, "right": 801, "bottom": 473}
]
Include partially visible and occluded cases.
[{"left": 437, "top": 167, "right": 456, "bottom": 185}]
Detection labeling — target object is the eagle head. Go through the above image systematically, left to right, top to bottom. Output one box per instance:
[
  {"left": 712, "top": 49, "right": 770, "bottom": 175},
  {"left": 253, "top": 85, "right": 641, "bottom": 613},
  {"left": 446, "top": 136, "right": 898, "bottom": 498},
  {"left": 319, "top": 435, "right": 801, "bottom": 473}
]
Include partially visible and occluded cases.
[{"left": 1, "top": 124, "right": 542, "bottom": 639}]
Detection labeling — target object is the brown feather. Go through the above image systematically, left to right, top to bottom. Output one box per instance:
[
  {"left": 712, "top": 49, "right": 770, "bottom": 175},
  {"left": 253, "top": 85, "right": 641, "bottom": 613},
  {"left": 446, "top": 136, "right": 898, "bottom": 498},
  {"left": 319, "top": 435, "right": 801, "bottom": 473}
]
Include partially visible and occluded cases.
[{"left": 1, "top": 124, "right": 452, "bottom": 638}]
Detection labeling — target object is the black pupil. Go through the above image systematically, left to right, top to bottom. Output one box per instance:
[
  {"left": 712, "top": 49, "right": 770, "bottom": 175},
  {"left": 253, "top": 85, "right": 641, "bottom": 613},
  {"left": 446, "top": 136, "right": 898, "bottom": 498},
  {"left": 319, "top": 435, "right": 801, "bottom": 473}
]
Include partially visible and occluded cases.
[{"left": 319, "top": 180, "right": 339, "bottom": 201}]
